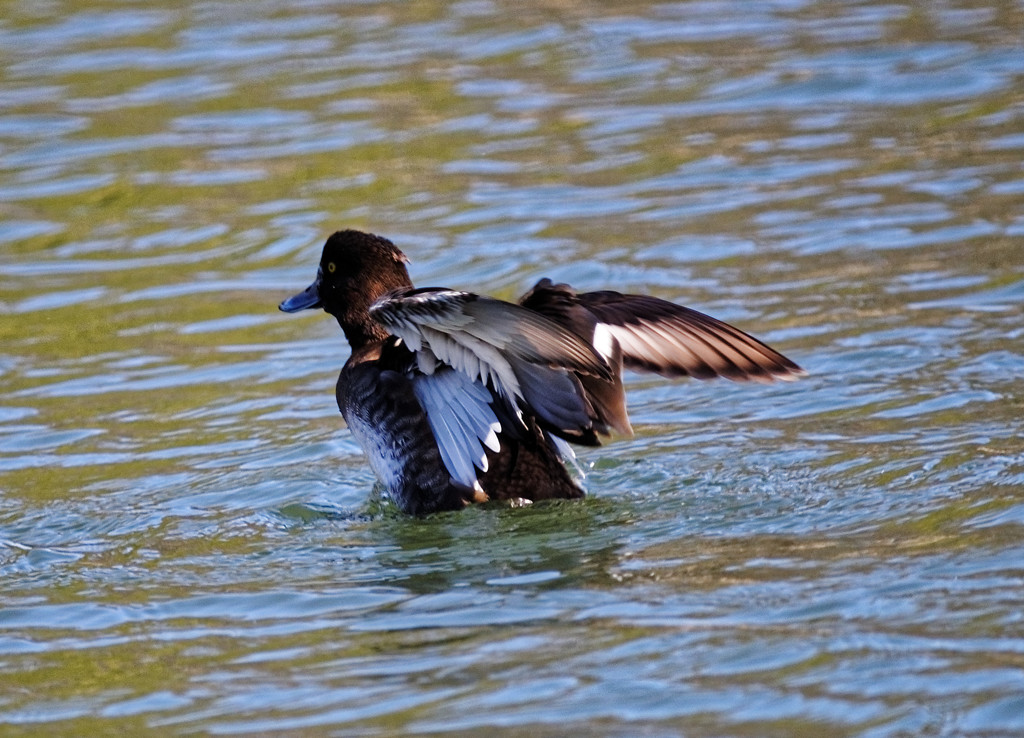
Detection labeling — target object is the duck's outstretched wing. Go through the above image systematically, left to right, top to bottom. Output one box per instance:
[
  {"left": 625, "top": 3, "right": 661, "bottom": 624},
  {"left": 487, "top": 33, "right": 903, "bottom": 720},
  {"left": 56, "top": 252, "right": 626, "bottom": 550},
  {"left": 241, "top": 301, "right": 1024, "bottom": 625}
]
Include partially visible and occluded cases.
[
  {"left": 521, "top": 279, "right": 805, "bottom": 384},
  {"left": 370, "top": 288, "right": 612, "bottom": 442},
  {"left": 581, "top": 291, "right": 806, "bottom": 382}
]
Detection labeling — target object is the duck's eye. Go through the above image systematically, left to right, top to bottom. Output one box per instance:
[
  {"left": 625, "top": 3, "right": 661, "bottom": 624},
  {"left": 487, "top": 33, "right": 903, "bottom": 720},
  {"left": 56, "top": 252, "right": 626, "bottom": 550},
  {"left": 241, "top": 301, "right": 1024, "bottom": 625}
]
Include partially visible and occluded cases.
[{"left": 327, "top": 262, "right": 336, "bottom": 274}]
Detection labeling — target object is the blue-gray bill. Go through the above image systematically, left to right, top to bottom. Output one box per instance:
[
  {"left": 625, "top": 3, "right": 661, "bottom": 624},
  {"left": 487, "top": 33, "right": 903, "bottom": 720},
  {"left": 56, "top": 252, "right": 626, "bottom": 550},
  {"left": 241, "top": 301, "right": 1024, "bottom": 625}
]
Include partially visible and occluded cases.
[{"left": 279, "top": 277, "right": 321, "bottom": 312}]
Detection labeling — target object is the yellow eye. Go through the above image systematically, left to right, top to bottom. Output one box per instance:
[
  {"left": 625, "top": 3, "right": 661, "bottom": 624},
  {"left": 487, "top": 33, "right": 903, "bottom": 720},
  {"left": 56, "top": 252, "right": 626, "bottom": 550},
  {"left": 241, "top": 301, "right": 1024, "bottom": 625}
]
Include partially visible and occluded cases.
[{"left": 327, "top": 262, "right": 336, "bottom": 273}]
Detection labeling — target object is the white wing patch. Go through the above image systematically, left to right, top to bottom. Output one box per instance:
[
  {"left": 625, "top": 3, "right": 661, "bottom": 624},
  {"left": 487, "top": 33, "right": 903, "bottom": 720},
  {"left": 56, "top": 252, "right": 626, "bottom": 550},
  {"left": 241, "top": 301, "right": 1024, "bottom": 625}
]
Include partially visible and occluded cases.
[
  {"left": 600, "top": 317, "right": 802, "bottom": 383},
  {"left": 604, "top": 320, "right": 702, "bottom": 369},
  {"left": 591, "top": 322, "right": 617, "bottom": 363},
  {"left": 412, "top": 367, "right": 501, "bottom": 489}
]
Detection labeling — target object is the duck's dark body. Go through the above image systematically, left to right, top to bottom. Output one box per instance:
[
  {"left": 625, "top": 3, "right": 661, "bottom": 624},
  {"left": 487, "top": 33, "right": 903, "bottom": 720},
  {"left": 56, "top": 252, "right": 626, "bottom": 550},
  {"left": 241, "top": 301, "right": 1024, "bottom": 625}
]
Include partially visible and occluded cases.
[
  {"left": 281, "top": 229, "right": 804, "bottom": 515},
  {"left": 337, "top": 337, "right": 580, "bottom": 515},
  {"left": 338, "top": 341, "right": 470, "bottom": 516}
]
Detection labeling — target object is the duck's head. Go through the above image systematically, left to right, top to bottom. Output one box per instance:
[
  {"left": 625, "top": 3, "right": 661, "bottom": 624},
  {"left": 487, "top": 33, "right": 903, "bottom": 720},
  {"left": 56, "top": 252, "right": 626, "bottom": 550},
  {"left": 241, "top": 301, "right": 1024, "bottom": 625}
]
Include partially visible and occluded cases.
[{"left": 279, "top": 229, "right": 413, "bottom": 344}]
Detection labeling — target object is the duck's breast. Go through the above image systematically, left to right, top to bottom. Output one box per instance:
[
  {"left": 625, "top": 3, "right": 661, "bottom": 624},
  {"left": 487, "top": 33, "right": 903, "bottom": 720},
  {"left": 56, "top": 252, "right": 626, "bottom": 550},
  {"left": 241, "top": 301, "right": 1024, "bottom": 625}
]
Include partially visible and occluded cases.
[{"left": 337, "top": 356, "right": 471, "bottom": 515}]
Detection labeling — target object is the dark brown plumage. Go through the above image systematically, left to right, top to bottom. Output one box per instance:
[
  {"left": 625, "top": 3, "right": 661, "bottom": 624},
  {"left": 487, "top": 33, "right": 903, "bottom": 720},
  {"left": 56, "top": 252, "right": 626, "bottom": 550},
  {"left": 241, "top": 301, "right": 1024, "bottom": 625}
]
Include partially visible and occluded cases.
[{"left": 280, "top": 229, "right": 805, "bottom": 515}]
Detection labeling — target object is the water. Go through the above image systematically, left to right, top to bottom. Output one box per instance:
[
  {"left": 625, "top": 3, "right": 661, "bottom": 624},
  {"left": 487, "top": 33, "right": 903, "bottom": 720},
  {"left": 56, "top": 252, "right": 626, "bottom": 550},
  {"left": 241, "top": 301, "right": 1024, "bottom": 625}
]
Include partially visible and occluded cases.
[{"left": 2, "top": 0, "right": 1023, "bottom": 734}]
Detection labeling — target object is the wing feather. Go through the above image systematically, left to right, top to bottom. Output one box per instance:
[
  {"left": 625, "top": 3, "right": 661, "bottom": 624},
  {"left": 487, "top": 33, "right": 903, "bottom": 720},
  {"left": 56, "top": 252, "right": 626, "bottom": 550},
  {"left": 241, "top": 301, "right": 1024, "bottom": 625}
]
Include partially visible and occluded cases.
[
  {"left": 371, "top": 288, "right": 610, "bottom": 399},
  {"left": 579, "top": 292, "right": 805, "bottom": 382},
  {"left": 412, "top": 367, "right": 502, "bottom": 488}
]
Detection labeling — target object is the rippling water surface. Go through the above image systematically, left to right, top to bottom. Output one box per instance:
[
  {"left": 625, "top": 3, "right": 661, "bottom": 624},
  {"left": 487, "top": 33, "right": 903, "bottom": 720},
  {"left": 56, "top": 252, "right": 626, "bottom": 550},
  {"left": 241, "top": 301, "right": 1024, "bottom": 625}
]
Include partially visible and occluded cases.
[{"left": 2, "top": 1, "right": 1024, "bottom": 734}]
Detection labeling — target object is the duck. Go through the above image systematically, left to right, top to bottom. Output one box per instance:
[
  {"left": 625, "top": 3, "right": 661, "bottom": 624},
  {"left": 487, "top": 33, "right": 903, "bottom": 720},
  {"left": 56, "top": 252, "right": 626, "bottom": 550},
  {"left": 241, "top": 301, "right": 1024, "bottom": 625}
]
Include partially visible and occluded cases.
[{"left": 280, "top": 229, "right": 805, "bottom": 516}]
